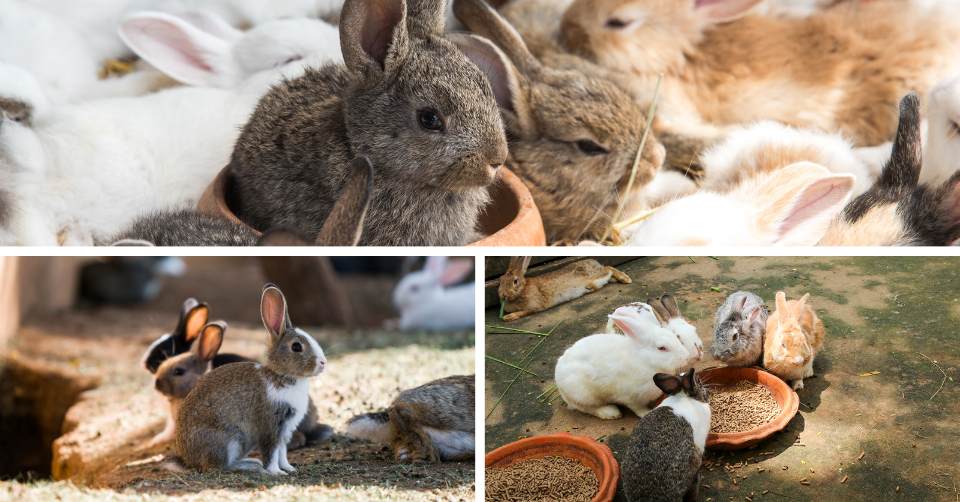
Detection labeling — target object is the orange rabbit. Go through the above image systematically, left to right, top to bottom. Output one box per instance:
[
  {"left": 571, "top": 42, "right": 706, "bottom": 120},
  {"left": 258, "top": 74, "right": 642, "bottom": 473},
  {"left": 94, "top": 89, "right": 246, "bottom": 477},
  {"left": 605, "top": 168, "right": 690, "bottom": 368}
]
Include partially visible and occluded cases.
[{"left": 763, "top": 291, "right": 825, "bottom": 389}]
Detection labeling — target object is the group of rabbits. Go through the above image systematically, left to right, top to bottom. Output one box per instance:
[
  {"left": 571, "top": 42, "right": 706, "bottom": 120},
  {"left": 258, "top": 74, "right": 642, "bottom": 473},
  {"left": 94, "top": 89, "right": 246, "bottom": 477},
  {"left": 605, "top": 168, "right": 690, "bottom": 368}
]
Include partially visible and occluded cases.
[
  {"left": 7, "top": 0, "right": 960, "bottom": 246},
  {"left": 142, "top": 284, "right": 475, "bottom": 474}
]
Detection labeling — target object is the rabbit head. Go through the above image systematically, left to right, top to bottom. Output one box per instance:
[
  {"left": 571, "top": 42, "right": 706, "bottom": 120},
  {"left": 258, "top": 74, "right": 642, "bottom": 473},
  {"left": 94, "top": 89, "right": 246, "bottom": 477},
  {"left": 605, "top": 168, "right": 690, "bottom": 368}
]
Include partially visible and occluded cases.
[
  {"left": 336, "top": 0, "right": 509, "bottom": 191},
  {"left": 453, "top": 0, "right": 666, "bottom": 242},
  {"left": 559, "top": 0, "right": 762, "bottom": 76},
  {"left": 119, "top": 9, "right": 341, "bottom": 88},
  {"left": 0, "top": 62, "right": 48, "bottom": 175},
  {"left": 924, "top": 73, "right": 960, "bottom": 187},
  {"left": 625, "top": 161, "right": 855, "bottom": 245},
  {"left": 393, "top": 256, "right": 474, "bottom": 312},
  {"left": 498, "top": 256, "right": 532, "bottom": 302},
  {"left": 261, "top": 284, "right": 326, "bottom": 378},
  {"left": 766, "top": 291, "right": 813, "bottom": 369},
  {"left": 651, "top": 294, "right": 703, "bottom": 365},
  {"left": 712, "top": 294, "right": 765, "bottom": 363},
  {"left": 142, "top": 297, "right": 210, "bottom": 373},
  {"left": 609, "top": 306, "right": 689, "bottom": 359},
  {"left": 154, "top": 321, "right": 225, "bottom": 399},
  {"left": 654, "top": 367, "right": 708, "bottom": 404}
]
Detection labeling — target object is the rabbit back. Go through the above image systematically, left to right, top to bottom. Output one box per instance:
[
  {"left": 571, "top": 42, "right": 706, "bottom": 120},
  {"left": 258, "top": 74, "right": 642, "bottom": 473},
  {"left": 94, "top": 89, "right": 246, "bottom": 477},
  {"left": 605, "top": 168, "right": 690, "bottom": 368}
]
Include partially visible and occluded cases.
[
  {"left": 507, "top": 259, "right": 609, "bottom": 311},
  {"left": 394, "top": 374, "right": 475, "bottom": 444},
  {"left": 621, "top": 406, "right": 701, "bottom": 502}
]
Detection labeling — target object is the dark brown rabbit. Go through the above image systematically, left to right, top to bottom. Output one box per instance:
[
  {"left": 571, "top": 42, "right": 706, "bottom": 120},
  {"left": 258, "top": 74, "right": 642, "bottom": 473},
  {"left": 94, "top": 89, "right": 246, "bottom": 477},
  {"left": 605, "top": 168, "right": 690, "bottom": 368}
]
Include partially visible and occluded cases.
[
  {"left": 228, "top": 0, "right": 512, "bottom": 246},
  {"left": 453, "top": 0, "right": 666, "bottom": 242}
]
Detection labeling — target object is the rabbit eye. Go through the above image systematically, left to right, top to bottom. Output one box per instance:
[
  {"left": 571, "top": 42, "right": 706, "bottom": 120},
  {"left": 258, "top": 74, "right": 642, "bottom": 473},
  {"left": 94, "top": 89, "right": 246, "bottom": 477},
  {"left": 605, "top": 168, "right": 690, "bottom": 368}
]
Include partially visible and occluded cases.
[
  {"left": 605, "top": 18, "right": 631, "bottom": 29},
  {"left": 417, "top": 108, "right": 445, "bottom": 132},
  {"left": 575, "top": 139, "right": 608, "bottom": 156},
  {"left": 513, "top": 278, "right": 519, "bottom": 285},
  {"left": 732, "top": 333, "right": 738, "bottom": 341},
  {"left": 292, "top": 342, "right": 303, "bottom": 353},
  {"left": 657, "top": 346, "right": 667, "bottom": 352},
  {"left": 173, "top": 368, "right": 185, "bottom": 376}
]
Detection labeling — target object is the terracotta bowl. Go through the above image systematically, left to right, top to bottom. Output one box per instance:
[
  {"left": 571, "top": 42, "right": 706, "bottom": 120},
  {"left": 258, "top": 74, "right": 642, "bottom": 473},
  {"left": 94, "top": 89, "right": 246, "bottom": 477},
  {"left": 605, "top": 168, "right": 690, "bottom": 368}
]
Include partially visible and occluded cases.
[
  {"left": 196, "top": 165, "right": 545, "bottom": 246},
  {"left": 700, "top": 366, "right": 800, "bottom": 450},
  {"left": 485, "top": 433, "right": 619, "bottom": 502}
]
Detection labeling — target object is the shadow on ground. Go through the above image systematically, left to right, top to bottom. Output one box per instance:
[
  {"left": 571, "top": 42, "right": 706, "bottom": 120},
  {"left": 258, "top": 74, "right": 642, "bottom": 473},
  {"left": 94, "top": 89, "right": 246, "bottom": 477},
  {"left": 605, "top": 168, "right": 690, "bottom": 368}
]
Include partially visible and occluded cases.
[{"left": 485, "top": 256, "right": 960, "bottom": 501}]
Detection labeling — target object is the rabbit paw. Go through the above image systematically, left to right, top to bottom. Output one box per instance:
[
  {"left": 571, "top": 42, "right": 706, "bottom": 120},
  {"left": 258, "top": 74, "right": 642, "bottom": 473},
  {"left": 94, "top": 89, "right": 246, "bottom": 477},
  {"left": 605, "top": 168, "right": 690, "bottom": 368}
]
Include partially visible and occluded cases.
[
  {"left": 791, "top": 379, "right": 805, "bottom": 390},
  {"left": 592, "top": 405, "right": 623, "bottom": 420},
  {"left": 280, "top": 462, "right": 297, "bottom": 474},
  {"left": 265, "top": 465, "right": 288, "bottom": 476}
]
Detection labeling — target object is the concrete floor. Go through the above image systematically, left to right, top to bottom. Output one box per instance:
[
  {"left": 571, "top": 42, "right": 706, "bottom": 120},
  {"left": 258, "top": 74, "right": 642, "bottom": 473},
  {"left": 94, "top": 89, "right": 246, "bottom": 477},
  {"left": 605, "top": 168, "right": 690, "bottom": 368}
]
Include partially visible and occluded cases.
[{"left": 485, "top": 256, "right": 960, "bottom": 502}]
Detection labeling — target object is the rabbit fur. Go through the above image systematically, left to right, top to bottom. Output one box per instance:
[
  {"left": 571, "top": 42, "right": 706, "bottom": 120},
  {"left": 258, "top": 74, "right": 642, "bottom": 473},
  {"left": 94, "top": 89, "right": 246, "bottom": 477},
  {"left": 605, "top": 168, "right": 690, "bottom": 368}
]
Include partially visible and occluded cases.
[
  {"left": 393, "top": 256, "right": 475, "bottom": 331},
  {"left": 712, "top": 291, "right": 768, "bottom": 367},
  {"left": 763, "top": 291, "right": 825, "bottom": 390},
  {"left": 605, "top": 297, "right": 704, "bottom": 370}
]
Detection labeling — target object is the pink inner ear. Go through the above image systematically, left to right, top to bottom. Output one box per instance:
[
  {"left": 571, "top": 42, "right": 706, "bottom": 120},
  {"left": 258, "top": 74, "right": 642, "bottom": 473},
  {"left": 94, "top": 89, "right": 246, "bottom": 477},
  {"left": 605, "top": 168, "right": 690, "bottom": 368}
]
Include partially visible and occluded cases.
[
  {"left": 360, "top": 1, "right": 403, "bottom": 67},
  {"left": 262, "top": 291, "right": 285, "bottom": 334},
  {"left": 613, "top": 318, "right": 633, "bottom": 337}
]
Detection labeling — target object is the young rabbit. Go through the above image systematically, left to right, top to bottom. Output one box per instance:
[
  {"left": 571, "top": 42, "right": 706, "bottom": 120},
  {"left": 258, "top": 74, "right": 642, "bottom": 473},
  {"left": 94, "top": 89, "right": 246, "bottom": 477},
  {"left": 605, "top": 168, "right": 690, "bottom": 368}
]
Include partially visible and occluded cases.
[
  {"left": 228, "top": 0, "right": 511, "bottom": 246},
  {"left": 452, "top": 0, "right": 668, "bottom": 242},
  {"left": 559, "top": 0, "right": 960, "bottom": 146},
  {"left": 0, "top": 12, "right": 344, "bottom": 245},
  {"left": 921, "top": 73, "right": 960, "bottom": 187},
  {"left": 820, "top": 93, "right": 960, "bottom": 245},
  {"left": 109, "top": 156, "right": 374, "bottom": 246},
  {"left": 623, "top": 161, "right": 855, "bottom": 246},
  {"left": 393, "top": 257, "right": 475, "bottom": 331},
  {"left": 498, "top": 257, "right": 631, "bottom": 321},
  {"left": 175, "top": 284, "right": 326, "bottom": 475},
  {"left": 712, "top": 291, "right": 768, "bottom": 367},
  {"left": 763, "top": 291, "right": 825, "bottom": 390},
  {"left": 143, "top": 297, "right": 216, "bottom": 373},
  {"left": 604, "top": 297, "right": 703, "bottom": 370},
  {"left": 555, "top": 308, "right": 689, "bottom": 419},
  {"left": 621, "top": 369, "right": 710, "bottom": 502},
  {"left": 346, "top": 374, "right": 474, "bottom": 463}
]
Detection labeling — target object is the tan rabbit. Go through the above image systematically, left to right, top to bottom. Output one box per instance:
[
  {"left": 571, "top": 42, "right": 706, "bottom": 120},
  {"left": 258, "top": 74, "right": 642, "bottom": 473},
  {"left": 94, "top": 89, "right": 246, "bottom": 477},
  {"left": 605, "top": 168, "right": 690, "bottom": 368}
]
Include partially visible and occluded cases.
[
  {"left": 453, "top": 0, "right": 667, "bottom": 242},
  {"left": 559, "top": 0, "right": 960, "bottom": 146},
  {"left": 498, "top": 257, "right": 631, "bottom": 321},
  {"left": 175, "top": 284, "right": 326, "bottom": 475},
  {"left": 763, "top": 291, "right": 825, "bottom": 390},
  {"left": 346, "top": 374, "right": 475, "bottom": 463}
]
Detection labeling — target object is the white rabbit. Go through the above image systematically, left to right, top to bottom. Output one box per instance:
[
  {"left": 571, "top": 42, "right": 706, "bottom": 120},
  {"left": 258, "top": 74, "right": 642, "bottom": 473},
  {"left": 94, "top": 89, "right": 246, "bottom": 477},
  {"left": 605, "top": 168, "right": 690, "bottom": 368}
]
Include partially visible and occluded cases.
[
  {"left": 0, "top": 12, "right": 341, "bottom": 245},
  {"left": 622, "top": 162, "right": 855, "bottom": 246},
  {"left": 392, "top": 257, "right": 475, "bottom": 332},
  {"left": 605, "top": 296, "right": 703, "bottom": 369},
  {"left": 555, "top": 309, "right": 689, "bottom": 420}
]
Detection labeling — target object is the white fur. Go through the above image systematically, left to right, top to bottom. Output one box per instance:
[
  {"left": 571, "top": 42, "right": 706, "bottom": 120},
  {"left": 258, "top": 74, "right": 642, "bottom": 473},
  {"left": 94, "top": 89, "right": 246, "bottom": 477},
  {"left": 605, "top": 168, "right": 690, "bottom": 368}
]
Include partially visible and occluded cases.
[
  {"left": 0, "top": 13, "right": 341, "bottom": 245},
  {"left": 924, "top": 72, "right": 960, "bottom": 186},
  {"left": 699, "top": 121, "right": 873, "bottom": 196},
  {"left": 622, "top": 162, "right": 855, "bottom": 246},
  {"left": 393, "top": 257, "right": 475, "bottom": 331},
  {"left": 605, "top": 304, "right": 701, "bottom": 369},
  {"left": 666, "top": 318, "right": 703, "bottom": 367},
  {"left": 295, "top": 327, "right": 326, "bottom": 375},
  {"left": 555, "top": 328, "right": 688, "bottom": 420},
  {"left": 265, "top": 376, "right": 309, "bottom": 474},
  {"left": 659, "top": 394, "right": 711, "bottom": 454},
  {"left": 346, "top": 415, "right": 393, "bottom": 444},
  {"left": 423, "top": 427, "right": 475, "bottom": 460},
  {"left": 226, "top": 438, "right": 241, "bottom": 466}
]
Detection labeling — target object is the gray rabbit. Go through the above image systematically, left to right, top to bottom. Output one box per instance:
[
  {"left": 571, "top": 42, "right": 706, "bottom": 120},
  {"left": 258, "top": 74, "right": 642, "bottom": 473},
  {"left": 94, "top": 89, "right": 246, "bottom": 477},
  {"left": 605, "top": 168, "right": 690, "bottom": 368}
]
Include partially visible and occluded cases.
[
  {"left": 227, "top": 0, "right": 510, "bottom": 246},
  {"left": 712, "top": 291, "right": 768, "bottom": 367},
  {"left": 621, "top": 369, "right": 711, "bottom": 502}
]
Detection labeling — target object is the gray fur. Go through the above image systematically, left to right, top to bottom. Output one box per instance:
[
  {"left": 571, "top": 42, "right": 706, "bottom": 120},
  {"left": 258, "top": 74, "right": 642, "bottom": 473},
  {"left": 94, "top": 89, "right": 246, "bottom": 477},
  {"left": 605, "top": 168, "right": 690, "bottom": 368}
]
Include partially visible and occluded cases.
[
  {"left": 228, "top": 0, "right": 509, "bottom": 246},
  {"left": 109, "top": 209, "right": 258, "bottom": 246},
  {"left": 712, "top": 291, "right": 768, "bottom": 367}
]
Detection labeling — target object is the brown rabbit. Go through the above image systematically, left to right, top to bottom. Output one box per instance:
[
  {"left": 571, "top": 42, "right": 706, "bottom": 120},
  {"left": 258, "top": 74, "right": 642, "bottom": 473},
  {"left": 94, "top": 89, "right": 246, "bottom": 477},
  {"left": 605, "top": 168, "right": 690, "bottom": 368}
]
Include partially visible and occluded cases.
[
  {"left": 453, "top": 0, "right": 667, "bottom": 242},
  {"left": 560, "top": 0, "right": 960, "bottom": 146},
  {"left": 498, "top": 257, "right": 631, "bottom": 321},
  {"left": 175, "top": 284, "right": 326, "bottom": 475},
  {"left": 763, "top": 291, "right": 825, "bottom": 390},
  {"left": 346, "top": 374, "right": 475, "bottom": 463}
]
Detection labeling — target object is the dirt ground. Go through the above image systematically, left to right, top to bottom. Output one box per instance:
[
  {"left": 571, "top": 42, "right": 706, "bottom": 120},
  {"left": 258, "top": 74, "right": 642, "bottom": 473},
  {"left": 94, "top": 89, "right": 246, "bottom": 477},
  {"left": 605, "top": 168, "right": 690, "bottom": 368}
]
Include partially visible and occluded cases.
[
  {"left": 485, "top": 256, "right": 960, "bottom": 502},
  {"left": 0, "top": 257, "right": 475, "bottom": 501}
]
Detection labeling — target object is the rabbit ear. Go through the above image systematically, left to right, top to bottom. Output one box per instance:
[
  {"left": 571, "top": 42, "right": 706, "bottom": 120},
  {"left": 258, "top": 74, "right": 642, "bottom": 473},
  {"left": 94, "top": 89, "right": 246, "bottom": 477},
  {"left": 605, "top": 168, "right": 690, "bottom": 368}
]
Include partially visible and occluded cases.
[
  {"left": 340, "top": 0, "right": 409, "bottom": 78},
  {"left": 406, "top": 0, "right": 446, "bottom": 36},
  {"left": 453, "top": 0, "right": 541, "bottom": 75},
  {"left": 696, "top": 0, "right": 763, "bottom": 23},
  {"left": 176, "top": 10, "right": 243, "bottom": 43},
  {"left": 119, "top": 11, "right": 234, "bottom": 86},
  {"left": 448, "top": 33, "right": 527, "bottom": 119},
  {"left": 883, "top": 93, "right": 923, "bottom": 190},
  {"left": 315, "top": 157, "right": 374, "bottom": 246},
  {"left": 753, "top": 163, "right": 854, "bottom": 245},
  {"left": 258, "top": 228, "right": 310, "bottom": 246},
  {"left": 425, "top": 256, "right": 449, "bottom": 278},
  {"left": 520, "top": 257, "right": 532, "bottom": 274},
  {"left": 439, "top": 258, "right": 473, "bottom": 286},
  {"left": 260, "top": 284, "right": 290, "bottom": 341},
  {"left": 775, "top": 291, "right": 788, "bottom": 315},
  {"left": 796, "top": 293, "right": 810, "bottom": 312},
  {"left": 659, "top": 294, "right": 681, "bottom": 319},
  {"left": 736, "top": 295, "right": 748, "bottom": 311},
  {"left": 648, "top": 298, "right": 670, "bottom": 325},
  {"left": 183, "top": 303, "right": 210, "bottom": 343},
  {"left": 748, "top": 306, "right": 762, "bottom": 324},
  {"left": 196, "top": 322, "right": 225, "bottom": 362},
  {"left": 681, "top": 368, "right": 696, "bottom": 393},
  {"left": 653, "top": 373, "right": 682, "bottom": 395}
]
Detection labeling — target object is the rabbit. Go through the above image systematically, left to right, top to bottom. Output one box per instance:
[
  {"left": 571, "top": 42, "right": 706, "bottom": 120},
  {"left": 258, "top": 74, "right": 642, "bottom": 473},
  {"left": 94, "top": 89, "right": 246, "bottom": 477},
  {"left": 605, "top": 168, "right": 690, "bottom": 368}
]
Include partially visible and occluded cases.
[
  {"left": 227, "top": 0, "right": 511, "bottom": 246},
  {"left": 452, "top": 0, "right": 668, "bottom": 243},
  {"left": 559, "top": 0, "right": 960, "bottom": 147},
  {"left": 0, "top": 12, "right": 344, "bottom": 245},
  {"left": 921, "top": 73, "right": 960, "bottom": 187},
  {"left": 820, "top": 93, "right": 960, "bottom": 245},
  {"left": 698, "top": 120, "right": 875, "bottom": 197},
  {"left": 108, "top": 156, "right": 374, "bottom": 246},
  {"left": 622, "top": 161, "right": 855, "bottom": 246},
  {"left": 392, "top": 256, "right": 475, "bottom": 331},
  {"left": 498, "top": 257, "right": 632, "bottom": 321},
  {"left": 175, "top": 284, "right": 326, "bottom": 475},
  {"left": 712, "top": 291, "right": 768, "bottom": 367},
  {"left": 763, "top": 291, "right": 825, "bottom": 389},
  {"left": 141, "top": 297, "right": 244, "bottom": 373},
  {"left": 604, "top": 297, "right": 703, "bottom": 369},
  {"left": 555, "top": 308, "right": 690, "bottom": 419},
  {"left": 151, "top": 319, "right": 333, "bottom": 450},
  {"left": 620, "top": 369, "right": 710, "bottom": 502},
  {"left": 346, "top": 374, "right": 475, "bottom": 463}
]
